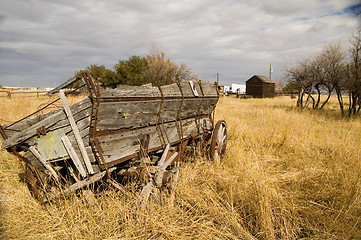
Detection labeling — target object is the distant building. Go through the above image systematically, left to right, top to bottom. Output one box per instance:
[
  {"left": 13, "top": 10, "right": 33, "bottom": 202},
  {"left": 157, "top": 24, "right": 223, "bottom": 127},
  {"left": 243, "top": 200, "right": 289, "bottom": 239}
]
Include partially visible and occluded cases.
[
  {"left": 246, "top": 75, "right": 275, "bottom": 98},
  {"left": 231, "top": 83, "right": 246, "bottom": 94},
  {"left": 219, "top": 84, "right": 245, "bottom": 95},
  {"left": 219, "top": 85, "right": 231, "bottom": 94},
  {"left": 224, "top": 85, "right": 231, "bottom": 93}
]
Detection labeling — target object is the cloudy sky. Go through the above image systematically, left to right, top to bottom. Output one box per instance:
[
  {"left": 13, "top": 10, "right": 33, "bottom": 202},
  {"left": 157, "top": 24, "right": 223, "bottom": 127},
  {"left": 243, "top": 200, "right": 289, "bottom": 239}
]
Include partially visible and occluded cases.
[{"left": 0, "top": 0, "right": 360, "bottom": 87}]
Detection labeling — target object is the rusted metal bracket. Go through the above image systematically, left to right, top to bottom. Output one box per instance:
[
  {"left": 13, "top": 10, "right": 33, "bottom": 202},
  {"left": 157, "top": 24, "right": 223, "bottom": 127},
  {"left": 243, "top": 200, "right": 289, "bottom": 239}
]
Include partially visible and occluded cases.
[
  {"left": 83, "top": 72, "right": 101, "bottom": 138},
  {"left": 83, "top": 72, "right": 109, "bottom": 175},
  {"left": 195, "top": 80, "right": 205, "bottom": 134},
  {"left": 176, "top": 81, "right": 184, "bottom": 143},
  {"left": 212, "top": 82, "right": 220, "bottom": 129},
  {"left": 155, "top": 85, "right": 170, "bottom": 146},
  {"left": 0, "top": 125, "right": 8, "bottom": 140},
  {"left": 36, "top": 126, "right": 47, "bottom": 137},
  {"left": 139, "top": 134, "right": 150, "bottom": 159},
  {"left": 90, "top": 138, "right": 109, "bottom": 175},
  {"left": 25, "top": 164, "right": 44, "bottom": 203}
]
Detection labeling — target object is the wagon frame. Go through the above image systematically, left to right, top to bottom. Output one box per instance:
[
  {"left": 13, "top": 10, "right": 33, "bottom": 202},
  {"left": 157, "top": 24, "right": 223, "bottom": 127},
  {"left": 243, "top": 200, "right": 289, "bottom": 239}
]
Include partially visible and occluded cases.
[{"left": 0, "top": 73, "right": 227, "bottom": 202}]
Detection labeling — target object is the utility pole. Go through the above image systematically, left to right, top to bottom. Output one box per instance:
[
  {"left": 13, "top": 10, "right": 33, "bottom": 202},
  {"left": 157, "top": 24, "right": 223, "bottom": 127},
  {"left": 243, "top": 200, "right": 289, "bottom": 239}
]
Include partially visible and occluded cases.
[
  {"left": 269, "top": 64, "right": 272, "bottom": 79},
  {"left": 216, "top": 73, "right": 219, "bottom": 86}
]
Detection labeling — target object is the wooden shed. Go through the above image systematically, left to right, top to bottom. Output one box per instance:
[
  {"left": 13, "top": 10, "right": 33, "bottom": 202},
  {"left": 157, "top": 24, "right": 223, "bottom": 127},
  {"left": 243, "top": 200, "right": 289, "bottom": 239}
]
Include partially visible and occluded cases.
[{"left": 246, "top": 75, "right": 275, "bottom": 98}]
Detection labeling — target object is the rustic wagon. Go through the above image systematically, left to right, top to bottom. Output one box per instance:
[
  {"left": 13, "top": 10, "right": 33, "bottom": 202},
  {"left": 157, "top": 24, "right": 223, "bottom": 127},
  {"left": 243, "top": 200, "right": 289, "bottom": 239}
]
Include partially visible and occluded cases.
[{"left": 0, "top": 73, "right": 227, "bottom": 202}]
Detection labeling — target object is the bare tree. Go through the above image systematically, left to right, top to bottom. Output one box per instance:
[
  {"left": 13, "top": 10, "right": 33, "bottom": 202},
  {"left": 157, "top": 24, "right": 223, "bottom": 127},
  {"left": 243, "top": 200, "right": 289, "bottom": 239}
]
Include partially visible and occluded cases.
[
  {"left": 345, "top": 30, "right": 361, "bottom": 116},
  {"left": 287, "top": 32, "right": 361, "bottom": 116},
  {"left": 319, "top": 42, "right": 347, "bottom": 115},
  {"left": 145, "top": 46, "right": 197, "bottom": 86},
  {"left": 287, "top": 57, "right": 323, "bottom": 110}
]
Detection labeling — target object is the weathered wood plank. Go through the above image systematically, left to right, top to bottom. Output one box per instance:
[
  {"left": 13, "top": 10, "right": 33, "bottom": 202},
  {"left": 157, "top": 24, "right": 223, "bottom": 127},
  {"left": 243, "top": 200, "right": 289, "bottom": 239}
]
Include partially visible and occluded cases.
[
  {"left": 97, "top": 80, "right": 217, "bottom": 99},
  {"left": 178, "top": 81, "right": 195, "bottom": 97},
  {"left": 189, "top": 81, "right": 199, "bottom": 97},
  {"left": 199, "top": 81, "right": 218, "bottom": 97},
  {"left": 160, "top": 83, "right": 182, "bottom": 97},
  {"left": 99, "top": 84, "right": 161, "bottom": 98},
  {"left": 59, "top": 90, "right": 94, "bottom": 175},
  {"left": 2, "top": 97, "right": 92, "bottom": 148},
  {"left": 3, "top": 97, "right": 91, "bottom": 138},
  {"left": 95, "top": 98, "right": 217, "bottom": 130},
  {"left": 96, "top": 101, "right": 160, "bottom": 130},
  {"left": 45, "top": 108, "right": 92, "bottom": 133},
  {"left": 2, "top": 109, "right": 63, "bottom": 140},
  {"left": 8, "top": 110, "right": 91, "bottom": 150},
  {"left": 97, "top": 117, "right": 211, "bottom": 164},
  {"left": 66, "top": 125, "right": 91, "bottom": 147},
  {"left": 61, "top": 135, "right": 87, "bottom": 178},
  {"left": 69, "top": 144, "right": 97, "bottom": 164},
  {"left": 157, "top": 144, "right": 170, "bottom": 166},
  {"left": 29, "top": 146, "right": 59, "bottom": 180},
  {"left": 23, "top": 150, "right": 46, "bottom": 172},
  {"left": 155, "top": 151, "right": 178, "bottom": 187},
  {"left": 62, "top": 168, "right": 116, "bottom": 195}
]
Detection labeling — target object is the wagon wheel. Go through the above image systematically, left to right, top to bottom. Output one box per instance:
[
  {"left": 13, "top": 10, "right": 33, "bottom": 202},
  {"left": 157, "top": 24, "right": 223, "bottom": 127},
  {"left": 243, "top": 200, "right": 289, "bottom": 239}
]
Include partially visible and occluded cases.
[{"left": 210, "top": 120, "right": 227, "bottom": 160}]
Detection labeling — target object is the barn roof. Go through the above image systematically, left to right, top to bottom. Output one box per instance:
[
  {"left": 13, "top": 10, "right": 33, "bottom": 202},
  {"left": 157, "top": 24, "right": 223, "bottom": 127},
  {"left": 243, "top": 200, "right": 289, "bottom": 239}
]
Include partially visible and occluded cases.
[{"left": 247, "top": 75, "right": 275, "bottom": 84}]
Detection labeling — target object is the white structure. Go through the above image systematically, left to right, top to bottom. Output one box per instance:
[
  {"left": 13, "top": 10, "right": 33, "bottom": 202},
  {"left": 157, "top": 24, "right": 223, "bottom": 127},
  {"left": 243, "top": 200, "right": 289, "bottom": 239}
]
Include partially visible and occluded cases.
[
  {"left": 231, "top": 84, "right": 246, "bottom": 94},
  {"left": 223, "top": 85, "right": 231, "bottom": 93}
]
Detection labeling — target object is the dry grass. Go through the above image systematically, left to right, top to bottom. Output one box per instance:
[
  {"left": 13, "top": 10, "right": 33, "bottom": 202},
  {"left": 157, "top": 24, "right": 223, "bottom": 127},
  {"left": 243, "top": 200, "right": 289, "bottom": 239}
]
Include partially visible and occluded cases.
[{"left": 1, "top": 95, "right": 361, "bottom": 239}]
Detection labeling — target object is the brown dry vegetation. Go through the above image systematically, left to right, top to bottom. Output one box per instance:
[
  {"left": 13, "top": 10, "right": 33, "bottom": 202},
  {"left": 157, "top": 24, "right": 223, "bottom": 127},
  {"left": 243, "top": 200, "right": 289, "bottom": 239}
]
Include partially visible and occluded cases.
[{"left": 1, "top": 95, "right": 361, "bottom": 239}]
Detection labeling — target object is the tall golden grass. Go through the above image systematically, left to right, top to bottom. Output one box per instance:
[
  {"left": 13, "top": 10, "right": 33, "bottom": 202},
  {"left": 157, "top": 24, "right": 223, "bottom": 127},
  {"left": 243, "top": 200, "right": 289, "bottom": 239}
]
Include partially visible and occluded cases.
[{"left": 1, "top": 95, "right": 361, "bottom": 239}]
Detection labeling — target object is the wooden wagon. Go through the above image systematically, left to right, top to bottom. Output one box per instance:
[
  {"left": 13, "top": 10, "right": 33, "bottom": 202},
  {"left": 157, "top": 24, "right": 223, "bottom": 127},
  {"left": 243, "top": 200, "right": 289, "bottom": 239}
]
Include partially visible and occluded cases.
[{"left": 0, "top": 73, "right": 227, "bottom": 202}]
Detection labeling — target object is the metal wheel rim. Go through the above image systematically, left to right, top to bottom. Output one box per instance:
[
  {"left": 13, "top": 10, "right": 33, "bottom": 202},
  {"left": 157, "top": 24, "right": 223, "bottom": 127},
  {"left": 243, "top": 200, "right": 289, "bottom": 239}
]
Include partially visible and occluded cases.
[{"left": 210, "top": 120, "right": 227, "bottom": 160}]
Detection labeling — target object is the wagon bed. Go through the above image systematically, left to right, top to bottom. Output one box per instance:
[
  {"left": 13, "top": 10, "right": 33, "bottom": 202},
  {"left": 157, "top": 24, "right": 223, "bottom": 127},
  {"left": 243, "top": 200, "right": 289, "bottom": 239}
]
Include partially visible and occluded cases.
[{"left": 0, "top": 73, "right": 227, "bottom": 202}]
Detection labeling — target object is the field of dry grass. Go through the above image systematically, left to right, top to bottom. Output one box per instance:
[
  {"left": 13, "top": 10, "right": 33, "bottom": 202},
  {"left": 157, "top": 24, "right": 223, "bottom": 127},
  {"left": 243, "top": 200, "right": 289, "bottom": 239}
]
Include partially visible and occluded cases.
[{"left": 1, "top": 94, "right": 361, "bottom": 239}]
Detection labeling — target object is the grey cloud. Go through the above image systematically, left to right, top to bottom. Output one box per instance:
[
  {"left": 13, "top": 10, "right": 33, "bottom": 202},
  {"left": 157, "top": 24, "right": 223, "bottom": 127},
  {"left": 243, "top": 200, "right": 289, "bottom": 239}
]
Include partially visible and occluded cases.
[
  {"left": 0, "top": 0, "right": 359, "bottom": 87},
  {"left": 0, "top": 14, "right": 5, "bottom": 23}
]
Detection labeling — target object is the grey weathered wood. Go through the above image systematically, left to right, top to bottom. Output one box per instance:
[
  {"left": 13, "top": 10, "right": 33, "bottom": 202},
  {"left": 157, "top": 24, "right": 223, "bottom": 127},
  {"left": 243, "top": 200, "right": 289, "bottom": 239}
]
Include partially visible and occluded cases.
[
  {"left": 98, "top": 80, "right": 217, "bottom": 99},
  {"left": 178, "top": 81, "right": 195, "bottom": 97},
  {"left": 189, "top": 81, "right": 199, "bottom": 97},
  {"left": 199, "top": 81, "right": 218, "bottom": 97},
  {"left": 160, "top": 83, "right": 182, "bottom": 97},
  {"left": 100, "top": 84, "right": 161, "bottom": 98},
  {"left": 59, "top": 90, "right": 94, "bottom": 175},
  {"left": 2, "top": 97, "right": 92, "bottom": 148},
  {"left": 3, "top": 97, "right": 91, "bottom": 137},
  {"left": 95, "top": 98, "right": 217, "bottom": 130},
  {"left": 96, "top": 101, "right": 160, "bottom": 130},
  {"left": 2, "top": 108, "right": 63, "bottom": 139},
  {"left": 45, "top": 108, "right": 92, "bottom": 133},
  {"left": 97, "top": 116, "right": 210, "bottom": 164},
  {"left": 22, "top": 117, "right": 91, "bottom": 158},
  {"left": 67, "top": 126, "right": 91, "bottom": 147},
  {"left": 61, "top": 135, "right": 87, "bottom": 178},
  {"left": 157, "top": 144, "right": 170, "bottom": 166},
  {"left": 70, "top": 145, "right": 96, "bottom": 164},
  {"left": 29, "top": 146, "right": 59, "bottom": 180},
  {"left": 86, "top": 147, "right": 96, "bottom": 163},
  {"left": 23, "top": 150, "right": 46, "bottom": 171},
  {"left": 155, "top": 151, "right": 178, "bottom": 187},
  {"left": 91, "top": 164, "right": 101, "bottom": 174},
  {"left": 68, "top": 166, "right": 80, "bottom": 183},
  {"left": 62, "top": 167, "right": 116, "bottom": 195},
  {"left": 140, "top": 181, "right": 153, "bottom": 204}
]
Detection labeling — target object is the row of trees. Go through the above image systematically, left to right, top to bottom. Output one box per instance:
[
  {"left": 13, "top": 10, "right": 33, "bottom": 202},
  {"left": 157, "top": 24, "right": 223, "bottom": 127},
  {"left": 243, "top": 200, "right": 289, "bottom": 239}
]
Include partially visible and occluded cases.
[
  {"left": 286, "top": 30, "right": 361, "bottom": 116},
  {"left": 74, "top": 49, "right": 197, "bottom": 88}
]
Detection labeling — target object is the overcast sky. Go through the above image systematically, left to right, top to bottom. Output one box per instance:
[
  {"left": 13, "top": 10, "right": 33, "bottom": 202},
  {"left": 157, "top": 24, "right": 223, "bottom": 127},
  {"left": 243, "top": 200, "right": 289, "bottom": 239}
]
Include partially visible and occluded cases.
[{"left": 0, "top": 0, "right": 360, "bottom": 87}]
